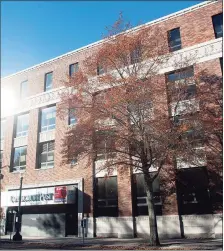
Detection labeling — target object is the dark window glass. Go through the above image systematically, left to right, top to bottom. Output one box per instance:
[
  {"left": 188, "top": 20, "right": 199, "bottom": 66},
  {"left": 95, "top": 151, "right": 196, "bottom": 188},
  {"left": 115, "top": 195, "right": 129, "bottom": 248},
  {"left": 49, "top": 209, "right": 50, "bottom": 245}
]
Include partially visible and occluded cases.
[
  {"left": 212, "top": 13, "right": 223, "bottom": 38},
  {"left": 168, "top": 28, "right": 182, "bottom": 52},
  {"left": 220, "top": 57, "right": 223, "bottom": 74},
  {"left": 69, "top": 63, "right": 79, "bottom": 76},
  {"left": 97, "top": 65, "right": 105, "bottom": 75},
  {"left": 167, "top": 67, "right": 194, "bottom": 82},
  {"left": 44, "top": 72, "right": 53, "bottom": 92},
  {"left": 20, "top": 80, "right": 28, "bottom": 99},
  {"left": 186, "top": 84, "right": 196, "bottom": 99},
  {"left": 41, "top": 106, "right": 56, "bottom": 132},
  {"left": 68, "top": 109, "right": 77, "bottom": 125},
  {"left": 16, "top": 113, "right": 29, "bottom": 137},
  {"left": 1, "top": 120, "right": 6, "bottom": 140},
  {"left": 39, "top": 141, "right": 55, "bottom": 169},
  {"left": 12, "top": 146, "right": 27, "bottom": 172},
  {"left": 0, "top": 150, "right": 3, "bottom": 168},
  {"left": 176, "top": 167, "right": 212, "bottom": 215},
  {"left": 133, "top": 173, "right": 162, "bottom": 216},
  {"left": 96, "top": 176, "right": 118, "bottom": 217}
]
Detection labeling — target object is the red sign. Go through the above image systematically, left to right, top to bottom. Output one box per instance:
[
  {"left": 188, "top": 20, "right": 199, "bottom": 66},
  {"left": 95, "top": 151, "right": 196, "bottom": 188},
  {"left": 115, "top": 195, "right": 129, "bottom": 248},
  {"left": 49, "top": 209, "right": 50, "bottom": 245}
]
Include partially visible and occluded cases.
[{"left": 54, "top": 186, "right": 67, "bottom": 202}]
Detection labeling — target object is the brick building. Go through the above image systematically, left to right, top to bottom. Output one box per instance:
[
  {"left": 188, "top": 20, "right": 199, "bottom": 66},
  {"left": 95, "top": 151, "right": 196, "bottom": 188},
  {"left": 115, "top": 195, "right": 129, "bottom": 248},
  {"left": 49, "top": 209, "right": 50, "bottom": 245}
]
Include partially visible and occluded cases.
[{"left": 0, "top": 1, "right": 222, "bottom": 238}]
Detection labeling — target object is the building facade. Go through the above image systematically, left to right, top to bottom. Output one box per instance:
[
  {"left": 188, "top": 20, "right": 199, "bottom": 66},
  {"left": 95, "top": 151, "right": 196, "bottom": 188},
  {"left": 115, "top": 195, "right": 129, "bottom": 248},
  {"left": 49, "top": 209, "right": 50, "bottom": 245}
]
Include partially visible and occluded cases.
[{"left": 0, "top": 0, "right": 223, "bottom": 238}]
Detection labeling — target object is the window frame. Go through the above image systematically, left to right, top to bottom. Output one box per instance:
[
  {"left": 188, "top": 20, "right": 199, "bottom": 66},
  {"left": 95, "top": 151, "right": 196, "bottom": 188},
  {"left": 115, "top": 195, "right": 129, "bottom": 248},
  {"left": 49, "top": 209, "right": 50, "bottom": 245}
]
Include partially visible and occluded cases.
[
  {"left": 212, "top": 13, "right": 223, "bottom": 39},
  {"left": 168, "top": 27, "right": 182, "bottom": 52},
  {"left": 69, "top": 62, "right": 79, "bottom": 76},
  {"left": 44, "top": 72, "right": 53, "bottom": 92},
  {"left": 20, "top": 80, "right": 28, "bottom": 99},
  {"left": 40, "top": 105, "right": 56, "bottom": 132},
  {"left": 16, "top": 113, "right": 29, "bottom": 137},
  {"left": 38, "top": 141, "right": 55, "bottom": 169},
  {"left": 12, "top": 146, "right": 27, "bottom": 172},
  {"left": 95, "top": 176, "right": 118, "bottom": 217}
]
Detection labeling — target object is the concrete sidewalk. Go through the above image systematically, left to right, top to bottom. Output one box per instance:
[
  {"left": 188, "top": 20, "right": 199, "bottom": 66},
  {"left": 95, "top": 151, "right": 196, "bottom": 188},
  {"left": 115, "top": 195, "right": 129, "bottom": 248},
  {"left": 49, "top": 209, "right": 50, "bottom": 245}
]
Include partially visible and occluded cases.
[{"left": 0, "top": 236, "right": 223, "bottom": 250}]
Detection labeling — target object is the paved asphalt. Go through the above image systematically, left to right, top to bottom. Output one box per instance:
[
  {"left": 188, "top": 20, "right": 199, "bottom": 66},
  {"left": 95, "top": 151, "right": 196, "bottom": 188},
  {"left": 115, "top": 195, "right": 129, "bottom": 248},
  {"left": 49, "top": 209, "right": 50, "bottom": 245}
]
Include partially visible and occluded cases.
[{"left": 0, "top": 237, "right": 222, "bottom": 250}]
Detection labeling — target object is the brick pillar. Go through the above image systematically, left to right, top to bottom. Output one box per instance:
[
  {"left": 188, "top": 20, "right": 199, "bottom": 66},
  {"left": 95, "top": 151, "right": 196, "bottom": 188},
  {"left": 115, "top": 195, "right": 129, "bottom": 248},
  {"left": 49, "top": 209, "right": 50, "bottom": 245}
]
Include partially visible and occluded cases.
[
  {"left": 26, "top": 108, "right": 39, "bottom": 170},
  {"left": 117, "top": 166, "right": 134, "bottom": 238}
]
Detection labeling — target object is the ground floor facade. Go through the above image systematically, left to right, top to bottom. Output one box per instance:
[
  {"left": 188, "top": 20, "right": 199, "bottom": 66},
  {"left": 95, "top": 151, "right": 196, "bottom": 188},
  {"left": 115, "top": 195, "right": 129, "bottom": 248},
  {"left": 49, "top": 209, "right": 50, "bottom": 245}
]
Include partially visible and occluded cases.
[{"left": 0, "top": 169, "right": 222, "bottom": 239}]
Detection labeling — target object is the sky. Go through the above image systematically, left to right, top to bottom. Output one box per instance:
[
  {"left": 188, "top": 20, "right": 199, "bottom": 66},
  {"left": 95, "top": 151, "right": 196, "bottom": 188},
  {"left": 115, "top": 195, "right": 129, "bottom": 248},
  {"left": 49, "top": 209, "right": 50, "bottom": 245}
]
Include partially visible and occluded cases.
[{"left": 2, "top": 0, "right": 203, "bottom": 77}]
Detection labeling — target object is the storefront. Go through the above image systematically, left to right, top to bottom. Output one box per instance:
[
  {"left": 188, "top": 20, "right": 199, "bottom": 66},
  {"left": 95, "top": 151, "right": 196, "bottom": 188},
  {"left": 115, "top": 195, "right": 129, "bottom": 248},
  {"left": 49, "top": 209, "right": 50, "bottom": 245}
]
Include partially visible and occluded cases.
[{"left": 1, "top": 184, "right": 78, "bottom": 237}]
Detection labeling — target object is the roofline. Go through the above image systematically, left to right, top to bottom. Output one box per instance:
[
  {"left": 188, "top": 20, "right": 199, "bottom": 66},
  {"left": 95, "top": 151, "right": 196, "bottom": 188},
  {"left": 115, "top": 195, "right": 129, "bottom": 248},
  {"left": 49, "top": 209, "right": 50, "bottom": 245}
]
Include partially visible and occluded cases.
[{"left": 2, "top": 0, "right": 216, "bottom": 80}]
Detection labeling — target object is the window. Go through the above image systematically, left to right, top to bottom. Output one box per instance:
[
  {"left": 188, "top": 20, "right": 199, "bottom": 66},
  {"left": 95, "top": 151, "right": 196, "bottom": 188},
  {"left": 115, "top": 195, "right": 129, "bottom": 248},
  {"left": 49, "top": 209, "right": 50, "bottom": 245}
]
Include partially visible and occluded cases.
[
  {"left": 212, "top": 13, "right": 223, "bottom": 38},
  {"left": 168, "top": 28, "right": 182, "bottom": 52},
  {"left": 130, "top": 46, "right": 142, "bottom": 64},
  {"left": 220, "top": 57, "right": 223, "bottom": 74},
  {"left": 69, "top": 63, "right": 79, "bottom": 76},
  {"left": 97, "top": 65, "right": 105, "bottom": 75},
  {"left": 167, "top": 67, "right": 194, "bottom": 82},
  {"left": 44, "top": 72, "right": 53, "bottom": 92},
  {"left": 20, "top": 80, "right": 28, "bottom": 99},
  {"left": 185, "top": 84, "right": 196, "bottom": 99},
  {"left": 40, "top": 106, "right": 56, "bottom": 132},
  {"left": 68, "top": 109, "right": 77, "bottom": 125},
  {"left": 16, "top": 113, "right": 29, "bottom": 137},
  {"left": 1, "top": 120, "right": 6, "bottom": 140},
  {"left": 95, "top": 130, "right": 116, "bottom": 160},
  {"left": 38, "top": 141, "right": 55, "bottom": 169},
  {"left": 12, "top": 146, "right": 27, "bottom": 172},
  {"left": 0, "top": 151, "right": 3, "bottom": 168},
  {"left": 70, "top": 158, "right": 77, "bottom": 166},
  {"left": 176, "top": 167, "right": 212, "bottom": 215},
  {"left": 133, "top": 173, "right": 162, "bottom": 216},
  {"left": 95, "top": 176, "right": 118, "bottom": 217}
]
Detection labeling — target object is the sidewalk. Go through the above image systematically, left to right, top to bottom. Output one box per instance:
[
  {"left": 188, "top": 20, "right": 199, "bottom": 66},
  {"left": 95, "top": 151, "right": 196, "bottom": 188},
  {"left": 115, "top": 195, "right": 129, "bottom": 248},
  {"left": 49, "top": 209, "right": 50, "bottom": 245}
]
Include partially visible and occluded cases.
[{"left": 0, "top": 236, "right": 223, "bottom": 250}]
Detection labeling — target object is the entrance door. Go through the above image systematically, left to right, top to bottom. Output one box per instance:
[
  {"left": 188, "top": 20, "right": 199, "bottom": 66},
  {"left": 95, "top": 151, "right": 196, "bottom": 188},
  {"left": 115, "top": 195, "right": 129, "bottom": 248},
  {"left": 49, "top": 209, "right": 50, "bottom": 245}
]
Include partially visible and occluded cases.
[{"left": 66, "top": 212, "right": 77, "bottom": 236}]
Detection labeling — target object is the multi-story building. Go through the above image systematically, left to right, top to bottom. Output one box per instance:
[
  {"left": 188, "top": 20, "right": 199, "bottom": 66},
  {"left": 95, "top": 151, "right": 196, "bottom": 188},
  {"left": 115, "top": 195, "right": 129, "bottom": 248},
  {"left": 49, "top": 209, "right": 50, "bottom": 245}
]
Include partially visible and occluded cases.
[{"left": 0, "top": 0, "right": 222, "bottom": 239}]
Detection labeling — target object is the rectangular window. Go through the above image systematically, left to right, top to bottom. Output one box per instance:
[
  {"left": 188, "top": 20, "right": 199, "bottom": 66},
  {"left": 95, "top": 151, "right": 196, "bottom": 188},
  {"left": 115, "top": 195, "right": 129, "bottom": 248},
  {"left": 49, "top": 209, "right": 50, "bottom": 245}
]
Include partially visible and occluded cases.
[
  {"left": 212, "top": 13, "right": 223, "bottom": 38},
  {"left": 168, "top": 27, "right": 182, "bottom": 52},
  {"left": 130, "top": 46, "right": 142, "bottom": 64},
  {"left": 220, "top": 57, "right": 223, "bottom": 74},
  {"left": 69, "top": 63, "right": 79, "bottom": 76},
  {"left": 97, "top": 65, "right": 105, "bottom": 75},
  {"left": 167, "top": 67, "right": 194, "bottom": 82},
  {"left": 44, "top": 72, "right": 53, "bottom": 92},
  {"left": 20, "top": 80, "right": 28, "bottom": 99},
  {"left": 40, "top": 106, "right": 56, "bottom": 132},
  {"left": 68, "top": 109, "right": 77, "bottom": 125},
  {"left": 16, "top": 113, "right": 29, "bottom": 137},
  {"left": 1, "top": 120, "right": 6, "bottom": 141},
  {"left": 96, "top": 130, "right": 116, "bottom": 160},
  {"left": 39, "top": 141, "right": 55, "bottom": 169},
  {"left": 12, "top": 146, "right": 27, "bottom": 172},
  {"left": 0, "top": 151, "right": 3, "bottom": 168},
  {"left": 176, "top": 167, "right": 212, "bottom": 215},
  {"left": 133, "top": 173, "right": 162, "bottom": 216},
  {"left": 96, "top": 176, "right": 118, "bottom": 217}
]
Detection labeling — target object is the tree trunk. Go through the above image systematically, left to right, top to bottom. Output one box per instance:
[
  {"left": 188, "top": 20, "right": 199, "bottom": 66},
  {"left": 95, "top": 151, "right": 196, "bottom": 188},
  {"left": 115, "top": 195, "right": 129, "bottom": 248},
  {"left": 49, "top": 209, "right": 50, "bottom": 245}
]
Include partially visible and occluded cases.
[{"left": 144, "top": 174, "right": 160, "bottom": 246}]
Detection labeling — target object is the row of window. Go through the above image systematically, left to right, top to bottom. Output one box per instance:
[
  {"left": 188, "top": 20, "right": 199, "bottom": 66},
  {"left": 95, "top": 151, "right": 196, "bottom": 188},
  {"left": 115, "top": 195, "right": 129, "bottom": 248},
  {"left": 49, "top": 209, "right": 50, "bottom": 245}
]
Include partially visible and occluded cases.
[
  {"left": 18, "top": 13, "right": 223, "bottom": 100},
  {"left": 1, "top": 106, "right": 76, "bottom": 141},
  {"left": 95, "top": 167, "right": 213, "bottom": 217}
]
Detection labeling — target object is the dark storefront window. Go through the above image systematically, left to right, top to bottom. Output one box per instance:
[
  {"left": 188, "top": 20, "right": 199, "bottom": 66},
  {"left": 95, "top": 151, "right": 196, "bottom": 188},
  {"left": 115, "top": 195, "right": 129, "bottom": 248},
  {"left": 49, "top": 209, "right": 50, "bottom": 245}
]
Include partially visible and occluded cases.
[
  {"left": 212, "top": 13, "right": 223, "bottom": 38},
  {"left": 168, "top": 27, "right": 182, "bottom": 52},
  {"left": 38, "top": 141, "right": 55, "bottom": 169},
  {"left": 12, "top": 146, "right": 27, "bottom": 172},
  {"left": 176, "top": 167, "right": 212, "bottom": 215},
  {"left": 133, "top": 173, "right": 162, "bottom": 216},
  {"left": 95, "top": 176, "right": 118, "bottom": 217}
]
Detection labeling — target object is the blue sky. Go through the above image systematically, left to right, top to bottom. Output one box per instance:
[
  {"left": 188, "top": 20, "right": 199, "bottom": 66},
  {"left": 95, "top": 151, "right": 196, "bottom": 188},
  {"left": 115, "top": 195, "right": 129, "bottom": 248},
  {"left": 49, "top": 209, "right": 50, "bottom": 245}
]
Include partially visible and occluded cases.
[{"left": 2, "top": 1, "right": 203, "bottom": 77}]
